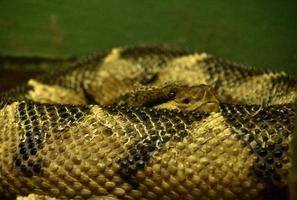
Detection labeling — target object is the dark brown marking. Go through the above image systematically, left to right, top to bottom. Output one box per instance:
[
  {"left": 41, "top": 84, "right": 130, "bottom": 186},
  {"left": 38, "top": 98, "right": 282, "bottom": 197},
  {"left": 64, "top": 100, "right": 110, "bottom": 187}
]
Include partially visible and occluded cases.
[
  {"left": 15, "top": 102, "right": 91, "bottom": 176},
  {"left": 220, "top": 103, "right": 294, "bottom": 185},
  {"left": 105, "top": 106, "right": 209, "bottom": 187}
]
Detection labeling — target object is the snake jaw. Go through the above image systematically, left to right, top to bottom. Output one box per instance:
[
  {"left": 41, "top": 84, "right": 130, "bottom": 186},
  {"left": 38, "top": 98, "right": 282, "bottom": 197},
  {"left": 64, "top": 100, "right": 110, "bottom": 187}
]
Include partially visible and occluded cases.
[{"left": 155, "top": 100, "right": 220, "bottom": 113}]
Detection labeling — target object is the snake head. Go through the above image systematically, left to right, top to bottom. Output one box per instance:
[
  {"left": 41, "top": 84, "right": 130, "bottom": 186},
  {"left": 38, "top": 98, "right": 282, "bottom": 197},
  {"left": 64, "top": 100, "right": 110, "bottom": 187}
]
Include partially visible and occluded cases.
[
  {"left": 115, "top": 82, "right": 220, "bottom": 113},
  {"left": 155, "top": 84, "right": 220, "bottom": 113}
]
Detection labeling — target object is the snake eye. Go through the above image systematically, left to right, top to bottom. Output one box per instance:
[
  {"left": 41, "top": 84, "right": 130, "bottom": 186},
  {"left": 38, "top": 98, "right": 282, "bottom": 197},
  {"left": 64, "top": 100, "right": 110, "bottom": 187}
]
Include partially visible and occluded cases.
[
  {"left": 168, "top": 90, "right": 176, "bottom": 98},
  {"left": 182, "top": 98, "right": 190, "bottom": 104}
]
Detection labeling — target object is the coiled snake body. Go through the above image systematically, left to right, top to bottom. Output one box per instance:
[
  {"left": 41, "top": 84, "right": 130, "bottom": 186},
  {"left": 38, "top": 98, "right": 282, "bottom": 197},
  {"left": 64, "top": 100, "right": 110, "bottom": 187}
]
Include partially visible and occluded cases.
[{"left": 0, "top": 47, "right": 296, "bottom": 199}]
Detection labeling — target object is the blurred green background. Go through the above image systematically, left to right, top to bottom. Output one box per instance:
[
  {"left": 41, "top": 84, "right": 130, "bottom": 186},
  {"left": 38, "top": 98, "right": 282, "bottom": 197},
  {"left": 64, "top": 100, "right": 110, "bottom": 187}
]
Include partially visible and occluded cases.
[
  {"left": 0, "top": 0, "right": 297, "bottom": 198},
  {"left": 1, "top": 0, "right": 297, "bottom": 70}
]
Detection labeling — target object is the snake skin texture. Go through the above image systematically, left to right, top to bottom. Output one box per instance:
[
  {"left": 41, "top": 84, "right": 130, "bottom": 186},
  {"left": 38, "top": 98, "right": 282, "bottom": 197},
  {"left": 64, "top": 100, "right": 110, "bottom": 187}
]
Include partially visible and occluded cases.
[{"left": 0, "top": 46, "right": 296, "bottom": 200}]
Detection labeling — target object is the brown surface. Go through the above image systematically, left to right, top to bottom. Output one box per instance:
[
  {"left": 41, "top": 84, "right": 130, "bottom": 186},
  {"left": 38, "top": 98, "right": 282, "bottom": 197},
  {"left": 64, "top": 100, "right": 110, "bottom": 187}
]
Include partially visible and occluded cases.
[
  {"left": 0, "top": 56, "right": 75, "bottom": 93},
  {"left": 0, "top": 70, "right": 43, "bottom": 92}
]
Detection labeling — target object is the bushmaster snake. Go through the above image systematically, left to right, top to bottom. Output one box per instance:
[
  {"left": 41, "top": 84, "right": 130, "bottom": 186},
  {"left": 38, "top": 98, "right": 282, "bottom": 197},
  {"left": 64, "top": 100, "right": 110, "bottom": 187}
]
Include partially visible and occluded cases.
[{"left": 0, "top": 46, "right": 296, "bottom": 200}]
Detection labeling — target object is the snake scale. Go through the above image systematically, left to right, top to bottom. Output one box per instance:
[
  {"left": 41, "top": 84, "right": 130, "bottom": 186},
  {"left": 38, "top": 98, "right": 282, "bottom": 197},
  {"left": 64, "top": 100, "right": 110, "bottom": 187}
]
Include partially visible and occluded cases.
[{"left": 0, "top": 46, "right": 296, "bottom": 200}]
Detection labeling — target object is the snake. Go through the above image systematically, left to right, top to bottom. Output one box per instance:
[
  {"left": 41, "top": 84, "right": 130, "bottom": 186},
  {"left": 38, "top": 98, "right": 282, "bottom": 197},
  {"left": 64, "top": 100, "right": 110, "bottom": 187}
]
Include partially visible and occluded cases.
[{"left": 0, "top": 46, "right": 296, "bottom": 200}]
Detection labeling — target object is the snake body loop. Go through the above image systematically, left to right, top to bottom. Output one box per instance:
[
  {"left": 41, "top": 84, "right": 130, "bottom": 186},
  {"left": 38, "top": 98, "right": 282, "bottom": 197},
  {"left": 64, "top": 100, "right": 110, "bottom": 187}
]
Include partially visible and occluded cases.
[{"left": 0, "top": 46, "right": 296, "bottom": 200}]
